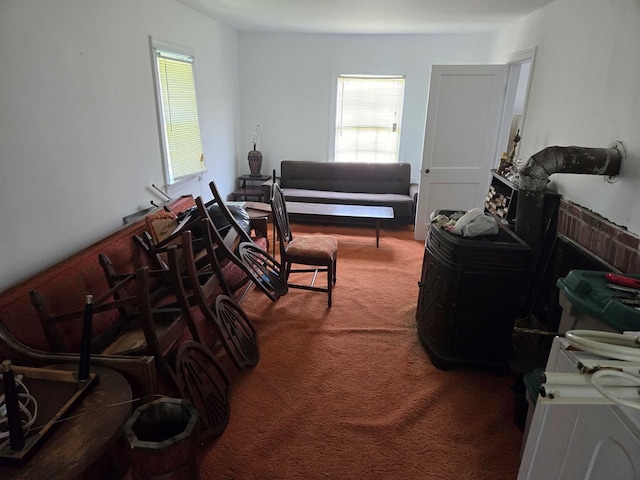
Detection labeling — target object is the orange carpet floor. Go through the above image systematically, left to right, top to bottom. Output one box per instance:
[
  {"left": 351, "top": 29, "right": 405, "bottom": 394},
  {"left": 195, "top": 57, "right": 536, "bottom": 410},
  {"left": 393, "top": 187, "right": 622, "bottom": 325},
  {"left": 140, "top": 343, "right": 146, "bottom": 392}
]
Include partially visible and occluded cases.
[{"left": 198, "top": 222, "right": 523, "bottom": 479}]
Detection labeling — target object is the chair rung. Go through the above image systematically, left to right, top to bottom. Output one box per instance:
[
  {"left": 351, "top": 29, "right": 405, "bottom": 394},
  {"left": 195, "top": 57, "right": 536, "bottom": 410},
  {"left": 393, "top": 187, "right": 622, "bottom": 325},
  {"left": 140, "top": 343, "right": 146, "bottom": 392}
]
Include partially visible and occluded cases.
[
  {"left": 289, "top": 268, "right": 327, "bottom": 274},
  {"left": 288, "top": 284, "right": 329, "bottom": 293}
]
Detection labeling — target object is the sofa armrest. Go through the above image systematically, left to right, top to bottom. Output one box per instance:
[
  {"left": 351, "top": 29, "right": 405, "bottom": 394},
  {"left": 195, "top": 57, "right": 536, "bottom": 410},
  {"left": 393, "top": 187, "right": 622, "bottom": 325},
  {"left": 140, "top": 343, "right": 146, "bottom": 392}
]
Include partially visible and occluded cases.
[
  {"left": 261, "top": 176, "right": 280, "bottom": 202},
  {"left": 261, "top": 179, "right": 272, "bottom": 202},
  {"left": 410, "top": 182, "right": 420, "bottom": 220},
  {"left": 410, "top": 182, "right": 419, "bottom": 201}
]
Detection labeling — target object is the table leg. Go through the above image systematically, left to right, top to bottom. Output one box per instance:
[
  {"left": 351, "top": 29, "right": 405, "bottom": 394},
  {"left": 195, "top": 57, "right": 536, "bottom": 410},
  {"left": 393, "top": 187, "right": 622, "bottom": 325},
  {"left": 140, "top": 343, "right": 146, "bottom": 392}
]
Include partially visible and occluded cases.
[{"left": 376, "top": 220, "right": 380, "bottom": 248}]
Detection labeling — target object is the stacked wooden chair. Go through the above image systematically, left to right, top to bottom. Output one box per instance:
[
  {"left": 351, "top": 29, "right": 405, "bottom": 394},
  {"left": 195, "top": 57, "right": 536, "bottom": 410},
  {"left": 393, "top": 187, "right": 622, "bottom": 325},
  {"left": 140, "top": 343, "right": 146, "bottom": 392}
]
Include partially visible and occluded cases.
[
  {"left": 193, "top": 180, "right": 288, "bottom": 302},
  {"left": 28, "top": 188, "right": 288, "bottom": 439},
  {"left": 138, "top": 190, "right": 287, "bottom": 303},
  {"left": 30, "top": 205, "right": 255, "bottom": 440},
  {"left": 163, "top": 229, "right": 259, "bottom": 371},
  {"left": 31, "top": 250, "right": 233, "bottom": 439},
  {"left": 29, "top": 264, "right": 187, "bottom": 395}
]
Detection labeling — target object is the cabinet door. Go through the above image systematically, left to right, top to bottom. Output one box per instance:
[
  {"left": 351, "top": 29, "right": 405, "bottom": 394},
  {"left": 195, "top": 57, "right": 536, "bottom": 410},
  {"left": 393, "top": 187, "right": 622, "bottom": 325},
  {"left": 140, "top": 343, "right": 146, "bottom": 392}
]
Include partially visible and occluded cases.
[
  {"left": 416, "top": 245, "right": 462, "bottom": 359},
  {"left": 519, "top": 342, "right": 640, "bottom": 479},
  {"left": 520, "top": 404, "right": 640, "bottom": 479}
]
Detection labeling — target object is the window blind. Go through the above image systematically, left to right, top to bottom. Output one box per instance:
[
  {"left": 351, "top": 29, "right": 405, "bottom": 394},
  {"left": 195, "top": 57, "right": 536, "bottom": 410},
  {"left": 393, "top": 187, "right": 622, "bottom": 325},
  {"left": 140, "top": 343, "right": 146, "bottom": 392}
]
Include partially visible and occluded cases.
[
  {"left": 155, "top": 49, "right": 205, "bottom": 184},
  {"left": 335, "top": 75, "right": 405, "bottom": 163}
]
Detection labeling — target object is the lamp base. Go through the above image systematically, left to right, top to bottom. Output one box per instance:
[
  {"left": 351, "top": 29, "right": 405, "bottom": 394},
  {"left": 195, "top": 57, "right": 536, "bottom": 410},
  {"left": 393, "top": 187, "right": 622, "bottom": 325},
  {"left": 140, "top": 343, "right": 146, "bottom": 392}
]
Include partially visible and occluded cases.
[{"left": 248, "top": 150, "right": 263, "bottom": 176}]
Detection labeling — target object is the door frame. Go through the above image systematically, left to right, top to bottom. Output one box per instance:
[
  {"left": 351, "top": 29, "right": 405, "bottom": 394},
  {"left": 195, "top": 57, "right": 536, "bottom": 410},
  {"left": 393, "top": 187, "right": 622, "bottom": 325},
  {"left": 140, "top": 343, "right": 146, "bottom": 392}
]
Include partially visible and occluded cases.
[
  {"left": 413, "top": 47, "right": 538, "bottom": 241},
  {"left": 498, "top": 47, "right": 537, "bottom": 157}
]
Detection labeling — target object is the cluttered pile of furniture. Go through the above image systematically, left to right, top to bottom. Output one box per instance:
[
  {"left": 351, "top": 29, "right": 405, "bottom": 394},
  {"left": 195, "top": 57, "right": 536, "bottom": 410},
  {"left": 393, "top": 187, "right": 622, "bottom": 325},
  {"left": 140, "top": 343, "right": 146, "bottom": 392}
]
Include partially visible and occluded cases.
[
  {"left": 0, "top": 176, "right": 349, "bottom": 478},
  {"left": 0, "top": 183, "right": 290, "bottom": 443}
]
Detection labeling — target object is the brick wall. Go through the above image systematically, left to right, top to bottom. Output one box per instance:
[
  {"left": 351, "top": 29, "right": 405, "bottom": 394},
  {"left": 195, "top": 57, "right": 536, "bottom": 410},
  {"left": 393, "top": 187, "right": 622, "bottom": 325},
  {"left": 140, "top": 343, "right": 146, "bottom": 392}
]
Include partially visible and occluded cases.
[{"left": 557, "top": 199, "right": 640, "bottom": 274}]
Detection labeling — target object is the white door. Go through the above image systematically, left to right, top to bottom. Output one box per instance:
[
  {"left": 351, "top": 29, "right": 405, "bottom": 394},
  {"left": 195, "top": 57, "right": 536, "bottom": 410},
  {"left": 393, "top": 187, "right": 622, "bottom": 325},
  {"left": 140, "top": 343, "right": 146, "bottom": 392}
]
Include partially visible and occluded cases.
[{"left": 414, "top": 65, "right": 513, "bottom": 240}]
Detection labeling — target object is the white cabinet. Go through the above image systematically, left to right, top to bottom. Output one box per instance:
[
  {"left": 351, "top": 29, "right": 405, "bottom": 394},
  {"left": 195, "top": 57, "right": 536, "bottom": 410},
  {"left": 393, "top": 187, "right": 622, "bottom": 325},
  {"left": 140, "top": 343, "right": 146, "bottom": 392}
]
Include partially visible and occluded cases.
[{"left": 518, "top": 337, "right": 640, "bottom": 479}]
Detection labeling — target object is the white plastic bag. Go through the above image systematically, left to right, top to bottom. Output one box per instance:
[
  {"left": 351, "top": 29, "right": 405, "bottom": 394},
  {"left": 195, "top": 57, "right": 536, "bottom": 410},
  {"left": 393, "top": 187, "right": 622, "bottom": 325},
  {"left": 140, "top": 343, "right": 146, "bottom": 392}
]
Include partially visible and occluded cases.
[{"left": 448, "top": 208, "right": 499, "bottom": 237}]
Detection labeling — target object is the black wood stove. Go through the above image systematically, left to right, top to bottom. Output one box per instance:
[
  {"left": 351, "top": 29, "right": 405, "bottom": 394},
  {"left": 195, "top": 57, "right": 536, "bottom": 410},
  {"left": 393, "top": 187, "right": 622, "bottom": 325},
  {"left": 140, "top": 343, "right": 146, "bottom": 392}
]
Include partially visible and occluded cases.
[
  {"left": 416, "top": 144, "right": 624, "bottom": 372},
  {"left": 416, "top": 218, "right": 530, "bottom": 371}
]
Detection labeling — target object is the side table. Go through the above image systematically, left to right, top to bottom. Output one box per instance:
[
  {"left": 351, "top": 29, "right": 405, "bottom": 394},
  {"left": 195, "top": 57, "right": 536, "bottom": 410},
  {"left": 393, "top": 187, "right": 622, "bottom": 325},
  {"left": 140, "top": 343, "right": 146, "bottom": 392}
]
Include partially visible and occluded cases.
[
  {"left": 231, "top": 174, "right": 271, "bottom": 202},
  {"left": 244, "top": 202, "right": 276, "bottom": 257},
  {"left": 0, "top": 365, "right": 132, "bottom": 480}
]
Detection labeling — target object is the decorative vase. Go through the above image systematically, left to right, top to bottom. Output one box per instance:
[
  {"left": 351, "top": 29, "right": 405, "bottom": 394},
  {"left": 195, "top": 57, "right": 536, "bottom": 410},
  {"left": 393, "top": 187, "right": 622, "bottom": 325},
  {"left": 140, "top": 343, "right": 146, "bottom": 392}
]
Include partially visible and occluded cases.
[{"left": 248, "top": 147, "right": 263, "bottom": 176}]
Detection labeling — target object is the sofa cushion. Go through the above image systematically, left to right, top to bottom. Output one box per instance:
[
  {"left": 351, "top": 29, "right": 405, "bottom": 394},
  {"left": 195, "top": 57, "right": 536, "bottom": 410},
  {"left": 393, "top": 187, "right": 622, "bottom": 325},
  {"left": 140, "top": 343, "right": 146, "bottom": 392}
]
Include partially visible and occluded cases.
[{"left": 281, "top": 161, "right": 411, "bottom": 195}]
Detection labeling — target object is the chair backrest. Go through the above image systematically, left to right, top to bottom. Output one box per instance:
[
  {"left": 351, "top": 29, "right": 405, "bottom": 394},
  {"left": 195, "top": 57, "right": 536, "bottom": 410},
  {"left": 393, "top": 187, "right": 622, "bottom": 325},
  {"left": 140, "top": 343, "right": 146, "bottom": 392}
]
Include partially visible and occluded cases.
[
  {"left": 208, "top": 181, "right": 254, "bottom": 244},
  {"left": 270, "top": 182, "right": 294, "bottom": 257},
  {"left": 194, "top": 196, "right": 287, "bottom": 302},
  {"left": 195, "top": 196, "right": 243, "bottom": 263},
  {"left": 134, "top": 208, "right": 203, "bottom": 271},
  {"left": 165, "top": 230, "right": 226, "bottom": 345},
  {"left": 168, "top": 230, "right": 259, "bottom": 370},
  {"left": 29, "top": 272, "right": 141, "bottom": 354},
  {"left": 213, "top": 295, "right": 259, "bottom": 368},
  {"left": 175, "top": 340, "right": 230, "bottom": 439}
]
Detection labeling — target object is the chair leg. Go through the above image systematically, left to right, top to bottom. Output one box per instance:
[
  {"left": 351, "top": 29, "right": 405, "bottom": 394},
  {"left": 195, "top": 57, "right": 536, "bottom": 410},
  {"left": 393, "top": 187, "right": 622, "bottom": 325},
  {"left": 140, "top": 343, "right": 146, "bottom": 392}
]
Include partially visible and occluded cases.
[
  {"left": 333, "top": 258, "right": 337, "bottom": 284},
  {"left": 284, "top": 259, "right": 335, "bottom": 306},
  {"left": 284, "top": 262, "right": 292, "bottom": 283},
  {"left": 327, "top": 262, "right": 333, "bottom": 307}
]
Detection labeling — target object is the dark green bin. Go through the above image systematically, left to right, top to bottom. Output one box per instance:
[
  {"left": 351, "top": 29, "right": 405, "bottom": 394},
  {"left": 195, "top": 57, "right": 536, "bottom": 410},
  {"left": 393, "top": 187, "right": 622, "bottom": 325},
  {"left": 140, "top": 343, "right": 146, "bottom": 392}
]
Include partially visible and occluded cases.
[{"left": 557, "top": 270, "right": 640, "bottom": 332}]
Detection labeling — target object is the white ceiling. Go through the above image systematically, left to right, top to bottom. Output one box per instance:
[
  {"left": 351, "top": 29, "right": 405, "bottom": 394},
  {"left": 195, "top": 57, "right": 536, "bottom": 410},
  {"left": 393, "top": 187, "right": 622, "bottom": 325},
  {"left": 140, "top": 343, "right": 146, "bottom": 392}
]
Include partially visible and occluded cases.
[{"left": 176, "top": 0, "right": 556, "bottom": 34}]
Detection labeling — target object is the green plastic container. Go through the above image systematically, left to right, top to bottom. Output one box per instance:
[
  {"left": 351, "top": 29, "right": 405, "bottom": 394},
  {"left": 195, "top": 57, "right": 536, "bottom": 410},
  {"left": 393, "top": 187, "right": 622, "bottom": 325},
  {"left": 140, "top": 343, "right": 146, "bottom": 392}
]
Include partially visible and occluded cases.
[
  {"left": 557, "top": 270, "right": 640, "bottom": 332},
  {"left": 524, "top": 368, "right": 543, "bottom": 408}
]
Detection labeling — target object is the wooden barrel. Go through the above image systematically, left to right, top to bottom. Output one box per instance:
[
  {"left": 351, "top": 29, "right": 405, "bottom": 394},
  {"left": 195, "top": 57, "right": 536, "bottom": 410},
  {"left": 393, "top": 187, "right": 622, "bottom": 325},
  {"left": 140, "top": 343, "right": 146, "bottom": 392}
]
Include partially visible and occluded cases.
[{"left": 124, "top": 397, "right": 200, "bottom": 480}]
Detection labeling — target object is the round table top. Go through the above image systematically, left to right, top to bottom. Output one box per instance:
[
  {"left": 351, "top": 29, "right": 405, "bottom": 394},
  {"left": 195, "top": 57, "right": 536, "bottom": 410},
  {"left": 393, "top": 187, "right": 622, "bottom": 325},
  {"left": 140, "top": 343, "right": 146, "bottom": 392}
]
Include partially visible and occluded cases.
[{"left": 0, "top": 365, "right": 132, "bottom": 480}]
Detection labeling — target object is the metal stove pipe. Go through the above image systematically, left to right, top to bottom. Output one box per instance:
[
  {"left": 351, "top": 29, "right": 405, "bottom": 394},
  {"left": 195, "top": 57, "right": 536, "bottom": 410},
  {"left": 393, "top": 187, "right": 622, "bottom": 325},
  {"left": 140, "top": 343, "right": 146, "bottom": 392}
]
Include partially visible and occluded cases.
[{"left": 515, "top": 144, "right": 623, "bottom": 247}]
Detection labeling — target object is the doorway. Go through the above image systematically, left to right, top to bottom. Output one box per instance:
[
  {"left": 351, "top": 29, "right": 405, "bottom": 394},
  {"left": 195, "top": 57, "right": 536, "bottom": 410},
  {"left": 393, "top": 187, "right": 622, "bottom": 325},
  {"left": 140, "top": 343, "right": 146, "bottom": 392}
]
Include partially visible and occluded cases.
[
  {"left": 499, "top": 47, "right": 536, "bottom": 162},
  {"left": 413, "top": 48, "right": 537, "bottom": 241}
]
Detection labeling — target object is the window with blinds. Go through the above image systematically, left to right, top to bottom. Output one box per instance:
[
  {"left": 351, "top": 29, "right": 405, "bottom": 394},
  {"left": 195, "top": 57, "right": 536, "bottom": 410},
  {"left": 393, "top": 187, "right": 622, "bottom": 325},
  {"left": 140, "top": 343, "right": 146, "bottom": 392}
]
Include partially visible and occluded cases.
[
  {"left": 153, "top": 45, "right": 205, "bottom": 185},
  {"left": 334, "top": 75, "right": 405, "bottom": 163}
]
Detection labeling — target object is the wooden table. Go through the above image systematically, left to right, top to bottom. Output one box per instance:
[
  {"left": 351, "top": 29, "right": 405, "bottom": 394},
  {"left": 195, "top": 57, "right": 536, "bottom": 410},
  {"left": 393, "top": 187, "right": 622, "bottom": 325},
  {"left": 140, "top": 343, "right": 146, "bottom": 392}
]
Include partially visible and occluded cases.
[
  {"left": 230, "top": 174, "right": 270, "bottom": 201},
  {"left": 246, "top": 201, "right": 395, "bottom": 247},
  {"left": 0, "top": 365, "right": 132, "bottom": 480}
]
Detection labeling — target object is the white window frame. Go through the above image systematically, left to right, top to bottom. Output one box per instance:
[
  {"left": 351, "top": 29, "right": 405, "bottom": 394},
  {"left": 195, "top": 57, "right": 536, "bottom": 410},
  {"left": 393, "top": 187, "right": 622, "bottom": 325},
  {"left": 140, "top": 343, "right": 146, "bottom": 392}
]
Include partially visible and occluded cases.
[
  {"left": 150, "top": 37, "right": 206, "bottom": 186},
  {"left": 333, "top": 74, "right": 406, "bottom": 164}
]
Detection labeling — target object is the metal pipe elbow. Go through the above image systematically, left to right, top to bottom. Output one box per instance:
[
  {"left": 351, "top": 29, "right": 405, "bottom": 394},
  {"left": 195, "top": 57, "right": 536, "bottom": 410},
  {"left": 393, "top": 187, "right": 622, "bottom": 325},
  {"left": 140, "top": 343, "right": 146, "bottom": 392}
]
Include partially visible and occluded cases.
[{"left": 518, "top": 145, "right": 623, "bottom": 192}]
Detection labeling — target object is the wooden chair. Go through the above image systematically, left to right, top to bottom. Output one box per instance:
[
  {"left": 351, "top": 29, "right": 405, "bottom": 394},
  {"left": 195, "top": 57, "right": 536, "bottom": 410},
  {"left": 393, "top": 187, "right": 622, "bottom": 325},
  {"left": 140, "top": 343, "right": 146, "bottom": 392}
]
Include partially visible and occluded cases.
[
  {"left": 270, "top": 182, "right": 338, "bottom": 306},
  {"left": 194, "top": 185, "right": 288, "bottom": 302},
  {"left": 136, "top": 195, "right": 281, "bottom": 302},
  {"left": 133, "top": 207, "right": 211, "bottom": 273},
  {"left": 101, "top": 229, "right": 249, "bottom": 368},
  {"left": 166, "top": 230, "right": 259, "bottom": 370},
  {"left": 102, "top": 238, "right": 235, "bottom": 438},
  {"left": 30, "top": 266, "right": 186, "bottom": 394},
  {"left": 0, "top": 320, "right": 157, "bottom": 402},
  {"left": 175, "top": 340, "right": 231, "bottom": 439}
]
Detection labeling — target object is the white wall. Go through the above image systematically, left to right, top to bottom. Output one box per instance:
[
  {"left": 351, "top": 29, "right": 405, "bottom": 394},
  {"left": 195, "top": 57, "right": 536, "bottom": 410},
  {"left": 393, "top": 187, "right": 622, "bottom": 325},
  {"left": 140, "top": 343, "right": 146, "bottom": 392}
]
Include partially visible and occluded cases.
[
  {"left": 0, "top": 0, "right": 241, "bottom": 290},
  {"left": 7, "top": 0, "right": 637, "bottom": 292},
  {"left": 491, "top": 0, "right": 640, "bottom": 235},
  {"left": 237, "top": 33, "right": 494, "bottom": 183}
]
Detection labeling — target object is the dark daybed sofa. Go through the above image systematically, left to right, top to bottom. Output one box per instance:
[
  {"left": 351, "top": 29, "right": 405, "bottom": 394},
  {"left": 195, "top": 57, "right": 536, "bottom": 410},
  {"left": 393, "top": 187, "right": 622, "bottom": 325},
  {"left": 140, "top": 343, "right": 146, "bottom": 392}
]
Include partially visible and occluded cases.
[{"left": 268, "top": 160, "right": 419, "bottom": 224}]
